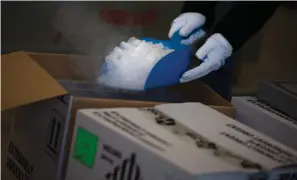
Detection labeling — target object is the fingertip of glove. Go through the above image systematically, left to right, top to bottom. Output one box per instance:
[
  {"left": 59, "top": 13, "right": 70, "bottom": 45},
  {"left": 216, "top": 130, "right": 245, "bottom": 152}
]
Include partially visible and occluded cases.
[
  {"left": 168, "top": 28, "right": 178, "bottom": 39},
  {"left": 179, "top": 29, "right": 188, "bottom": 37},
  {"left": 168, "top": 33, "right": 174, "bottom": 39},
  {"left": 195, "top": 49, "right": 205, "bottom": 60},
  {"left": 179, "top": 72, "right": 191, "bottom": 83},
  {"left": 179, "top": 76, "right": 194, "bottom": 83},
  {"left": 179, "top": 77, "right": 187, "bottom": 83}
]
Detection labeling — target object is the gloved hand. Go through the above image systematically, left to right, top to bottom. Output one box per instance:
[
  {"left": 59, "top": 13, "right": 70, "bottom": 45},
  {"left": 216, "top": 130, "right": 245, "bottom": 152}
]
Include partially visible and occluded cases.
[
  {"left": 169, "top": 12, "right": 206, "bottom": 45},
  {"left": 180, "top": 33, "right": 233, "bottom": 83}
]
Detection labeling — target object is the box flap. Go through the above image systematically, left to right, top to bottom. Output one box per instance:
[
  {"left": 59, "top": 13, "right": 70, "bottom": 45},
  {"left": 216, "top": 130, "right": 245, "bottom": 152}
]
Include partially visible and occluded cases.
[
  {"left": 1, "top": 51, "right": 68, "bottom": 111},
  {"left": 27, "top": 52, "right": 77, "bottom": 80}
]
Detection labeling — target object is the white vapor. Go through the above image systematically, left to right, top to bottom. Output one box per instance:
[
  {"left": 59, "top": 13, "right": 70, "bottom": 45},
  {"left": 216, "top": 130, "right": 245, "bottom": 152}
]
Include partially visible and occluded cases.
[{"left": 52, "top": 2, "right": 133, "bottom": 81}]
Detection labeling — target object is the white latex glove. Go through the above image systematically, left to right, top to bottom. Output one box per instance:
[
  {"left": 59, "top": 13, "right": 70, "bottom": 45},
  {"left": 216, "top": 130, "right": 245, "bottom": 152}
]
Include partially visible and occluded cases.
[
  {"left": 169, "top": 12, "right": 206, "bottom": 45},
  {"left": 180, "top": 33, "right": 233, "bottom": 83}
]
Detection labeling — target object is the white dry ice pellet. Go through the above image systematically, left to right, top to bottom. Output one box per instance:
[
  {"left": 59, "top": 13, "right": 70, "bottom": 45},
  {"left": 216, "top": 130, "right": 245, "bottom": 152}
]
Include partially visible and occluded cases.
[
  {"left": 98, "top": 37, "right": 174, "bottom": 90},
  {"left": 127, "top": 37, "right": 142, "bottom": 47},
  {"left": 119, "top": 41, "right": 133, "bottom": 51}
]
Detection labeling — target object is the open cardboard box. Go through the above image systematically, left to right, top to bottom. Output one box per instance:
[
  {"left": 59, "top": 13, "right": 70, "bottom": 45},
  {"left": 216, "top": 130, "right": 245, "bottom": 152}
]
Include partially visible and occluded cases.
[
  {"left": 1, "top": 51, "right": 235, "bottom": 180},
  {"left": 28, "top": 51, "right": 235, "bottom": 115}
]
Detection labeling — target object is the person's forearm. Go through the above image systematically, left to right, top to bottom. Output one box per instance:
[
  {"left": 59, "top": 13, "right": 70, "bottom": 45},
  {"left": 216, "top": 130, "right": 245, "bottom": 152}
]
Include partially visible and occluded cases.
[
  {"left": 181, "top": 1, "right": 218, "bottom": 29},
  {"left": 214, "top": 2, "right": 280, "bottom": 52}
]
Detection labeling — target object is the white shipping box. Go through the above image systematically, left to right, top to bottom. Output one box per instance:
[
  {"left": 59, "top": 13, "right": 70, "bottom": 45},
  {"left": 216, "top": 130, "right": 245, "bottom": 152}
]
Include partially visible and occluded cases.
[
  {"left": 3, "top": 95, "right": 72, "bottom": 180},
  {"left": 232, "top": 96, "right": 297, "bottom": 150},
  {"left": 66, "top": 103, "right": 297, "bottom": 180}
]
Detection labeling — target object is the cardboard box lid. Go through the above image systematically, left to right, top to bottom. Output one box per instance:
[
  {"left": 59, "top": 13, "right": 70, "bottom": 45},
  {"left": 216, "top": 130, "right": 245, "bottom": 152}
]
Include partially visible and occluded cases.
[{"left": 1, "top": 51, "right": 67, "bottom": 111}]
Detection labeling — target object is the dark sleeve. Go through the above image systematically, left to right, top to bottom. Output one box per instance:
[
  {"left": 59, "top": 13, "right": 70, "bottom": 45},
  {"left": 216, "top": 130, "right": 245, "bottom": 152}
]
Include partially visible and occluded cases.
[
  {"left": 181, "top": 1, "right": 219, "bottom": 29},
  {"left": 214, "top": 2, "right": 280, "bottom": 52}
]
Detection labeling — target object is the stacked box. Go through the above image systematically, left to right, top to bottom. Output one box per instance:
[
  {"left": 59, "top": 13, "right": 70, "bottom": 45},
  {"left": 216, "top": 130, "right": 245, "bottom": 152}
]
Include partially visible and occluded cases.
[
  {"left": 258, "top": 81, "right": 297, "bottom": 120},
  {"left": 232, "top": 96, "right": 297, "bottom": 150},
  {"left": 65, "top": 103, "right": 297, "bottom": 180}
]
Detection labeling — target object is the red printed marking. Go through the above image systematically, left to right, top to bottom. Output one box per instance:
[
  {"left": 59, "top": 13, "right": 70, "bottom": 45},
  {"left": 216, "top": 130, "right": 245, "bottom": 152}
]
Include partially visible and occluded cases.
[
  {"left": 55, "top": 9, "right": 157, "bottom": 44},
  {"left": 99, "top": 9, "right": 157, "bottom": 26}
]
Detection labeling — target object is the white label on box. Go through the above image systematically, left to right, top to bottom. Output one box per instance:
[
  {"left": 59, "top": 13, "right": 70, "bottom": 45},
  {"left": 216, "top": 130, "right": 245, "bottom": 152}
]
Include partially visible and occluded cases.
[
  {"left": 153, "top": 103, "right": 297, "bottom": 169},
  {"left": 138, "top": 107, "right": 264, "bottom": 170},
  {"left": 82, "top": 108, "right": 241, "bottom": 174},
  {"left": 93, "top": 108, "right": 262, "bottom": 171},
  {"left": 93, "top": 110, "right": 172, "bottom": 152},
  {"left": 220, "top": 123, "right": 297, "bottom": 164}
]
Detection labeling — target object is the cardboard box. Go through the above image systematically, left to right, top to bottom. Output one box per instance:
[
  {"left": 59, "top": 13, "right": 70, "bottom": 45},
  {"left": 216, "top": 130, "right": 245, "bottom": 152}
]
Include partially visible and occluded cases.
[
  {"left": 1, "top": 51, "right": 235, "bottom": 180},
  {"left": 258, "top": 81, "right": 297, "bottom": 120},
  {"left": 232, "top": 96, "right": 297, "bottom": 150},
  {"left": 65, "top": 103, "right": 297, "bottom": 180},
  {"left": 1, "top": 109, "right": 16, "bottom": 178}
]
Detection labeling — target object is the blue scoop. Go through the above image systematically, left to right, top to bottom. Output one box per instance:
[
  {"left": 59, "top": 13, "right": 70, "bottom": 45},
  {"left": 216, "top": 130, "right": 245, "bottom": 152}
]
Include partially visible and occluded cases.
[
  {"left": 100, "top": 29, "right": 205, "bottom": 90},
  {"left": 142, "top": 29, "right": 203, "bottom": 89}
]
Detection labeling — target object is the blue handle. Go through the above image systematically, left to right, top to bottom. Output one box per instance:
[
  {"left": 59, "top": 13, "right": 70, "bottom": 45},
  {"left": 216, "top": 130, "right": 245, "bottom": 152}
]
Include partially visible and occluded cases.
[
  {"left": 140, "top": 27, "right": 203, "bottom": 50},
  {"left": 170, "top": 28, "right": 203, "bottom": 44},
  {"left": 170, "top": 31, "right": 183, "bottom": 43}
]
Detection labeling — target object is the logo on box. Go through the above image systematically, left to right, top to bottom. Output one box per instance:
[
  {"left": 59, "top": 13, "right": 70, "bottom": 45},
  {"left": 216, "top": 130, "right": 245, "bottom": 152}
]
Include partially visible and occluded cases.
[
  {"left": 73, "top": 127, "right": 99, "bottom": 169},
  {"left": 105, "top": 153, "right": 142, "bottom": 180}
]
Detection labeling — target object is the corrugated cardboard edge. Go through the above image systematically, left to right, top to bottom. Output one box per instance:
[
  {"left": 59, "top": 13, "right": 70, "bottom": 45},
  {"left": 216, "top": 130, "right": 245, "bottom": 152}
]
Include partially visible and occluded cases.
[{"left": 1, "top": 51, "right": 68, "bottom": 111}]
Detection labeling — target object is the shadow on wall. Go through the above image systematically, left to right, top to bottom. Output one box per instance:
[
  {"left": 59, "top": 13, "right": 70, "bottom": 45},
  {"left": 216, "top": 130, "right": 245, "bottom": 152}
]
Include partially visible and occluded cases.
[{"left": 232, "top": 5, "right": 297, "bottom": 94}]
